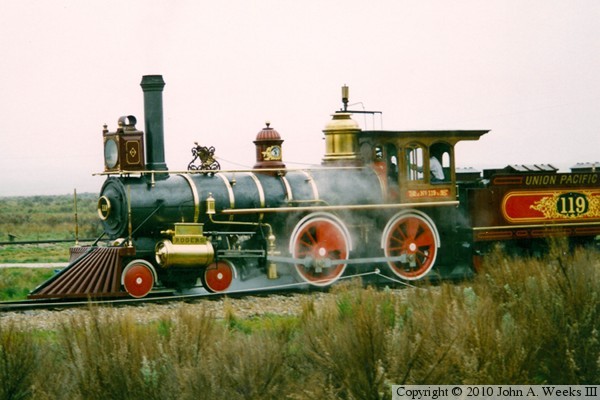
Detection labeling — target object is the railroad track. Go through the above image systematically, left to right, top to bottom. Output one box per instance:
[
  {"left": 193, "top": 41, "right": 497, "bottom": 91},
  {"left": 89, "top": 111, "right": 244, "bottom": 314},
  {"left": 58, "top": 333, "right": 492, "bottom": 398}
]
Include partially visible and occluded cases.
[
  {"left": 0, "top": 263, "right": 67, "bottom": 269},
  {"left": 0, "top": 269, "right": 413, "bottom": 313},
  {"left": 0, "top": 284, "right": 308, "bottom": 312}
]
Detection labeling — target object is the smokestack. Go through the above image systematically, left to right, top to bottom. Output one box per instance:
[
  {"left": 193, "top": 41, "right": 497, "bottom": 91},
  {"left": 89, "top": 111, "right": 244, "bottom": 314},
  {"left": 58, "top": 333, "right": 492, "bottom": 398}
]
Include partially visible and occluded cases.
[{"left": 140, "top": 75, "right": 168, "bottom": 172}]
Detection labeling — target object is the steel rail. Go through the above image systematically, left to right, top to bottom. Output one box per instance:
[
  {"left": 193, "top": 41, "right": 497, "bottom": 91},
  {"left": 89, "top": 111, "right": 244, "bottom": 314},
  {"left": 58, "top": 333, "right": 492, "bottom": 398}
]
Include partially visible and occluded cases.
[
  {"left": 0, "top": 238, "right": 97, "bottom": 246},
  {"left": 0, "top": 269, "right": 420, "bottom": 313}
]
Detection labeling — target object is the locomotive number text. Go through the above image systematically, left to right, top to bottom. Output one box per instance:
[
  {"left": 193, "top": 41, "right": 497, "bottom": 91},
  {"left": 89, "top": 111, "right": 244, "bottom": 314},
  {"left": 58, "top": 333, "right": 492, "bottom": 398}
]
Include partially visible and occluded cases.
[{"left": 556, "top": 193, "right": 588, "bottom": 217}]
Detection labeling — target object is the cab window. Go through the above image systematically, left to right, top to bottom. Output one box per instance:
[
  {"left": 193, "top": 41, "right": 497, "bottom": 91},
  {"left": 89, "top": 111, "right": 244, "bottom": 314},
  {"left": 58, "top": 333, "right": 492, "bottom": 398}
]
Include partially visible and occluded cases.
[
  {"left": 429, "top": 142, "right": 452, "bottom": 183},
  {"left": 385, "top": 144, "right": 398, "bottom": 179},
  {"left": 406, "top": 144, "right": 424, "bottom": 181}
]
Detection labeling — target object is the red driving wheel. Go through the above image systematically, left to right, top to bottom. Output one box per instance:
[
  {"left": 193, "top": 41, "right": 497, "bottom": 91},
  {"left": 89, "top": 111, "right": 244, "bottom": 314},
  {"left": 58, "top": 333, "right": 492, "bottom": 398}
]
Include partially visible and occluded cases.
[
  {"left": 382, "top": 211, "right": 439, "bottom": 280},
  {"left": 290, "top": 213, "right": 351, "bottom": 286},
  {"left": 122, "top": 260, "right": 156, "bottom": 298},
  {"left": 202, "top": 260, "right": 234, "bottom": 293}
]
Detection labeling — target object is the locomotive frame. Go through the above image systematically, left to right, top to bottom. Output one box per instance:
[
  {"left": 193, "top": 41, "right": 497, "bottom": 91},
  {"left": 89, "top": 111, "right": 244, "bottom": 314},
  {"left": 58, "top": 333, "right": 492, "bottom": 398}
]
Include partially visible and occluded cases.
[{"left": 29, "top": 75, "right": 600, "bottom": 299}]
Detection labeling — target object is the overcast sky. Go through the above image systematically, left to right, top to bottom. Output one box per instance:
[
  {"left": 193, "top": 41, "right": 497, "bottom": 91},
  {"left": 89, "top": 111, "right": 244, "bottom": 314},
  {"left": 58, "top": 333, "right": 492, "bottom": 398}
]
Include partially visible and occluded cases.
[{"left": 1, "top": 0, "right": 599, "bottom": 196}]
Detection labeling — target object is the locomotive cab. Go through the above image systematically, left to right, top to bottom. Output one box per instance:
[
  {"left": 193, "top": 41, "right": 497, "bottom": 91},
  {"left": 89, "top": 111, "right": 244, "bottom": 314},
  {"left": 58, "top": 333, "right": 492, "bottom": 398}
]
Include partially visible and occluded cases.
[{"left": 358, "top": 130, "right": 487, "bottom": 203}]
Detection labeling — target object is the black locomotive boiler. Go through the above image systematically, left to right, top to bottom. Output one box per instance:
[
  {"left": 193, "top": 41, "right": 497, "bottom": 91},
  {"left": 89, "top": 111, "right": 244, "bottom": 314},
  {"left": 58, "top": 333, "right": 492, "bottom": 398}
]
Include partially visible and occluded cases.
[{"left": 29, "top": 75, "right": 600, "bottom": 299}]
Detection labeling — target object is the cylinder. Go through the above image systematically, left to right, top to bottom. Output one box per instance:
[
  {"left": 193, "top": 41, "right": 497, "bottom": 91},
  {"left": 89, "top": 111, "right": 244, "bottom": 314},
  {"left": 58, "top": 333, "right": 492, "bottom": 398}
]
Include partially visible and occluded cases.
[{"left": 155, "top": 239, "right": 215, "bottom": 268}]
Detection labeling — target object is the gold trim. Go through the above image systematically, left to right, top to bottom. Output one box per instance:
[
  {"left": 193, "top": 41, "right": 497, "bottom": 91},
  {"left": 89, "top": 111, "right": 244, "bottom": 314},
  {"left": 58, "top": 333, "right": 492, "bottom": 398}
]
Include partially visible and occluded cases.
[
  {"left": 262, "top": 145, "right": 282, "bottom": 161},
  {"left": 92, "top": 166, "right": 365, "bottom": 176},
  {"left": 299, "top": 170, "right": 319, "bottom": 201},
  {"left": 247, "top": 172, "right": 265, "bottom": 220},
  {"left": 247, "top": 172, "right": 266, "bottom": 208},
  {"left": 215, "top": 173, "right": 235, "bottom": 222},
  {"left": 216, "top": 173, "right": 235, "bottom": 209},
  {"left": 178, "top": 174, "right": 200, "bottom": 223},
  {"left": 280, "top": 175, "right": 293, "bottom": 201},
  {"left": 74, "top": 189, "right": 79, "bottom": 246},
  {"left": 502, "top": 189, "right": 600, "bottom": 223},
  {"left": 531, "top": 191, "right": 600, "bottom": 220},
  {"left": 97, "top": 196, "right": 111, "bottom": 220},
  {"left": 221, "top": 200, "right": 459, "bottom": 215},
  {"left": 473, "top": 221, "right": 600, "bottom": 231}
]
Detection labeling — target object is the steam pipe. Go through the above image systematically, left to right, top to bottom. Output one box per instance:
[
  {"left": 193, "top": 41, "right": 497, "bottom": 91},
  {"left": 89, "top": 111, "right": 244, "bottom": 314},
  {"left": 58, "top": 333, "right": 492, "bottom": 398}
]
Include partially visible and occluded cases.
[{"left": 140, "top": 75, "right": 168, "bottom": 172}]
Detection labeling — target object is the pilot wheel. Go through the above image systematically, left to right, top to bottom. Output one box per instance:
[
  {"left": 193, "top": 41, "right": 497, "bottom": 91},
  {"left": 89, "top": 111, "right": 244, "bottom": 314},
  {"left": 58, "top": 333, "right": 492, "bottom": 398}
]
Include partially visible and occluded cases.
[{"left": 121, "top": 259, "right": 157, "bottom": 298}]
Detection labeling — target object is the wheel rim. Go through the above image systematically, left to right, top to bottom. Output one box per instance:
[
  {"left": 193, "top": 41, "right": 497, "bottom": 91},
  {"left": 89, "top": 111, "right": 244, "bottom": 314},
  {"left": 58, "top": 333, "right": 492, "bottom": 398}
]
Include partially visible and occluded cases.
[
  {"left": 383, "top": 212, "right": 438, "bottom": 280},
  {"left": 291, "top": 215, "right": 350, "bottom": 286},
  {"left": 203, "top": 260, "right": 234, "bottom": 293},
  {"left": 122, "top": 261, "right": 155, "bottom": 298}
]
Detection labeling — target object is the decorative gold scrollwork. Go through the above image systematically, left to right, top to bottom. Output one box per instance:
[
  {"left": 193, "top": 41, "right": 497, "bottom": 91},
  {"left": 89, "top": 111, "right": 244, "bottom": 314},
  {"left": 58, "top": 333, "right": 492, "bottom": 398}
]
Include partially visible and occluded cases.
[
  {"left": 188, "top": 142, "right": 220, "bottom": 172},
  {"left": 531, "top": 191, "right": 600, "bottom": 219}
]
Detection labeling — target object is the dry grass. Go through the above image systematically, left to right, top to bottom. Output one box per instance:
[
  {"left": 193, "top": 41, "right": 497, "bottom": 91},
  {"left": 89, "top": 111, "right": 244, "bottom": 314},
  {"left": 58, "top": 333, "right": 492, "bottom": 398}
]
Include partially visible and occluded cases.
[
  {"left": 2, "top": 241, "right": 599, "bottom": 399},
  {"left": 52, "top": 307, "right": 179, "bottom": 400},
  {"left": 0, "top": 321, "right": 40, "bottom": 400}
]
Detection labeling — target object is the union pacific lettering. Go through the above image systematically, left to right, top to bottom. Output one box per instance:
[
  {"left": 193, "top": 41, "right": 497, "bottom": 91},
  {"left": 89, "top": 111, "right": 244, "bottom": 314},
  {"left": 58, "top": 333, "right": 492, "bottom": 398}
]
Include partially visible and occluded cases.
[
  {"left": 524, "top": 173, "right": 598, "bottom": 186},
  {"left": 559, "top": 173, "right": 598, "bottom": 185},
  {"left": 525, "top": 175, "right": 557, "bottom": 185}
]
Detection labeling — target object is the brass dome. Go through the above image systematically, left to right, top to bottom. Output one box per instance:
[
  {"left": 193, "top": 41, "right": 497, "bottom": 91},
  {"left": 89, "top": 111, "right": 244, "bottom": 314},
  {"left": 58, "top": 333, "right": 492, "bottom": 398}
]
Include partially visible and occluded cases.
[{"left": 322, "top": 113, "right": 362, "bottom": 165}]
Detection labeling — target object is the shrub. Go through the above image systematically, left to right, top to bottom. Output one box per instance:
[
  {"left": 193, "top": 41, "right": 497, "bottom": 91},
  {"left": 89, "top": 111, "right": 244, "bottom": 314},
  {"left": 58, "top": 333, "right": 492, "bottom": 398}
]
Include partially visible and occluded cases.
[
  {"left": 473, "top": 240, "right": 600, "bottom": 383},
  {"left": 2, "top": 243, "right": 599, "bottom": 398},
  {"left": 295, "top": 283, "right": 396, "bottom": 399},
  {"left": 161, "top": 305, "right": 217, "bottom": 367},
  {"left": 55, "top": 306, "right": 179, "bottom": 400},
  {"left": 0, "top": 321, "right": 41, "bottom": 400},
  {"left": 186, "top": 330, "right": 291, "bottom": 400}
]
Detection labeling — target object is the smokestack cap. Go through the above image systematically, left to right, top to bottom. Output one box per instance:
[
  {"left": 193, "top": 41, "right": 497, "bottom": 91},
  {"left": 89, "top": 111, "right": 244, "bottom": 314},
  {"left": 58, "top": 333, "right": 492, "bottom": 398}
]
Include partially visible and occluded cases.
[{"left": 140, "top": 75, "right": 166, "bottom": 91}]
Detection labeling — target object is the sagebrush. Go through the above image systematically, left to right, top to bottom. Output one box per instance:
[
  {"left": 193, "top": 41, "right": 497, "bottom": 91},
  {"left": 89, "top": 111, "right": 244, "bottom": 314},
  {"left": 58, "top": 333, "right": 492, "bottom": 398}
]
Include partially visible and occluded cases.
[{"left": 1, "top": 242, "right": 598, "bottom": 399}]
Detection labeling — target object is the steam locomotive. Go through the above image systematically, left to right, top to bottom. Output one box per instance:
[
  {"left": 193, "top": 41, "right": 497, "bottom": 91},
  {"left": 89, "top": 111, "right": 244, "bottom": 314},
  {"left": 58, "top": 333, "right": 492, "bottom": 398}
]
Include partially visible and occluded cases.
[{"left": 30, "top": 75, "right": 600, "bottom": 299}]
